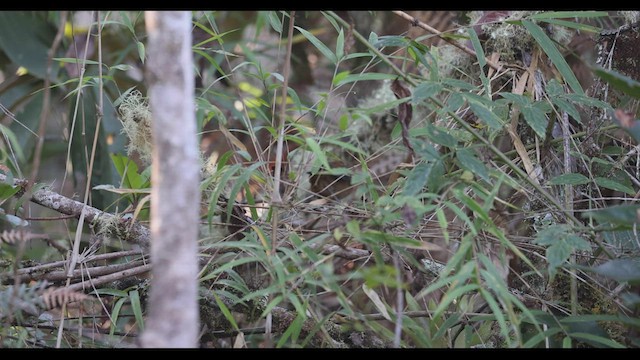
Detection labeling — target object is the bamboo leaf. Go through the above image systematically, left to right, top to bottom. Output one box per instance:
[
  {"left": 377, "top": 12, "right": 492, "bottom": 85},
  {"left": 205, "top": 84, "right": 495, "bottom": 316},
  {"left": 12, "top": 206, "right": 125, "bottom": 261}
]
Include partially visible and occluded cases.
[
  {"left": 522, "top": 20, "right": 584, "bottom": 95},
  {"left": 295, "top": 26, "right": 336, "bottom": 64},
  {"left": 548, "top": 173, "right": 589, "bottom": 185},
  {"left": 594, "top": 177, "right": 635, "bottom": 196},
  {"left": 362, "top": 284, "right": 392, "bottom": 321},
  {"left": 129, "top": 289, "right": 144, "bottom": 331}
]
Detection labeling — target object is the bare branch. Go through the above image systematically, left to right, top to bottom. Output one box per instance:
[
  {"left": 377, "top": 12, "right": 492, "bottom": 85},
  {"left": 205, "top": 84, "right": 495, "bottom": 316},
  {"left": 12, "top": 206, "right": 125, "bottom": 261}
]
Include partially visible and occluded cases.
[{"left": 0, "top": 173, "right": 150, "bottom": 249}]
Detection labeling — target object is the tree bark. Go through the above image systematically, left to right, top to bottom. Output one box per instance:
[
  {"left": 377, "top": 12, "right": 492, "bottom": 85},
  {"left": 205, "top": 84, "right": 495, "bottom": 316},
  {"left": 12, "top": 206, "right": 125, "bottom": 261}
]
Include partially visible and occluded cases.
[{"left": 140, "top": 11, "right": 200, "bottom": 348}]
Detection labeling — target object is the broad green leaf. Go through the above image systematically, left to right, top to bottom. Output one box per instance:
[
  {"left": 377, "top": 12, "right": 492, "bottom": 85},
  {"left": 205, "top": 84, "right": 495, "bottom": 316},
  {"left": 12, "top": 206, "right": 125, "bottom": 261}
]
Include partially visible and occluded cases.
[
  {"left": 267, "top": 11, "right": 282, "bottom": 34},
  {"left": 0, "top": 12, "right": 59, "bottom": 81},
  {"left": 522, "top": 20, "right": 584, "bottom": 95},
  {"left": 295, "top": 26, "right": 336, "bottom": 64},
  {"left": 368, "top": 31, "right": 378, "bottom": 45},
  {"left": 137, "top": 41, "right": 145, "bottom": 64},
  {"left": 594, "top": 67, "right": 640, "bottom": 99},
  {"left": 332, "top": 70, "right": 350, "bottom": 86},
  {"left": 412, "top": 82, "right": 442, "bottom": 104},
  {"left": 499, "top": 92, "right": 529, "bottom": 106},
  {"left": 463, "top": 95, "right": 504, "bottom": 129},
  {"left": 552, "top": 97, "right": 582, "bottom": 123},
  {"left": 521, "top": 105, "right": 548, "bottom": 139},
  {"left": 424, "top": 123, "right": 457, "bottom": 148},
  {"left": 456, "top": 148, "right": 489, "bottom": 182},
  {"left": 110, "top": 153, "right": 148, "bottom": 189},
  {"left": 427, "top": 159, "right": 446, "bottom": 193},
  {"left": 402, "top": 163, "right": 431, "bottom": 197},
  {"left": 548, "top": 173, "right": 589, "bottom": 185},
  {"left": 594, "top": 177, "right": 635, "bottom": 196},
  {"left": 0, "top": 183, "right": 20, "bottom": 202},
  {"left": 583, "top": 204, "right": 640, "bottom": 225},
  {"left": 533, "top": 224, "right": 591, "bottom": 277},
  {"left": 588, "top": 259, "right": 640, "bottom": 284}
]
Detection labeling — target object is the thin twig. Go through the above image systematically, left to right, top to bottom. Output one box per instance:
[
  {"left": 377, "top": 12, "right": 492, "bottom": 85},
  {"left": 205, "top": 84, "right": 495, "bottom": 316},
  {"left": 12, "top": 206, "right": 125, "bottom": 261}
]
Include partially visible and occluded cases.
[
  {"left": 392, "top": 10, "right": 502, "bottom": 72},
  {"left": 29, "top": 11, "right": 68, "bottom": 187},
  {"left": 55, "top": 11, "right": 98, "bottom": 348},
  {"left": 271, "top": 11, "right": 296, "bottom": 244},
  {"left": 562, "top": 110, "right": 579, "bottom": 316},
  {"left": 392, "top": 249, "right": 403, "bottom": 348},
  {"left": 14, "top": 250, "right": 145, "bottom": 276},
  {"left": 14, "top": 260, "right": 146, "bottom": 283},
  {"left": 64, "top": 263, "right": 151, "bottom": 292}
]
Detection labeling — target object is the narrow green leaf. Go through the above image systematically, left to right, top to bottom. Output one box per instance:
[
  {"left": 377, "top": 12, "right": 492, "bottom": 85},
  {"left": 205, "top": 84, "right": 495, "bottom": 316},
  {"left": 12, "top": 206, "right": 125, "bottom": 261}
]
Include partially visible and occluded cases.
[
  {"left": 267, "top": 11, "right": 282, "bottom": 34},
  {"left": 528, "top": 11, "right": 607, "bottom": 19},
  {"left": 540, "top": 18, "right": 601, "bottom": 33},
  {"left": 522, "top": 20, "right": 584, "bottom": 95},
  {"left": 295, "top": 26, "right": 336, "bottom": 64},
  {"left": 467, "top": 27, "right": 491, "bottom": 98},
  {"left": 336, "top": 28, "right": 344, "bottom": 61},
  {"left": 374, "top": 35, "right": 408, "bottom": 48},
  {"left": 137, "top": 41, "right": 145, "bottom": 64},
  {"left": 53, "top": 57, "right": 100, "bottom": 65},
  {"left": 594, "top": 67, "right": 640, "bottom": 99},
  {"left": 336, "top": 72, "right": 399, "bottom": 86},
  {"left": 318, "top": 136, "right": 368, "bottom": 156},
  {"left": 306, "top": 137, "right": 331, "bottom": 169},
  {"left": 456, "top": 148, "right": 490, "bottom": 182},
  {"left": 226, "top": 162, "right": 263, "bottom": 222},
  {"left": 548, "top": 173, "right": 589, "bottom": 185},
  {"left": 594, "top": 177, "right": 635, "bottom": 196},
  {"left": 583, "top": 204, "right": 640, "bottom": 225},
  {"left": 588, "top": 259, "right": 640, "bottom": 284},
  {"left": 362, "top": 284, "right": 391, "bottom": 321},
  {"left": 434, "top": 284, "right": 480, "bottom": 319},
  {"left": 129, "top": 290, "right": 144, "bottom": 331},
  {"left": 213, "top": 292, "right": 240, "bottom": 331},
  {"left": 109, "top": 297, "right": 126, "bottom": 337},
  {"left": 523, "top": 327, "right": 564, "bottom": 348},
  {"left": 569, "top": 332, "right": 625, "bottom": 348}
]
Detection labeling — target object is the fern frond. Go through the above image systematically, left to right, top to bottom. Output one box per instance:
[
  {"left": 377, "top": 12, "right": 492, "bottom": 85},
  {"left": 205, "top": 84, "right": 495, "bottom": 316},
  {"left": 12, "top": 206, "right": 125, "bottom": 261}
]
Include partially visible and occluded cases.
[
  {"left": 0, "top": 229, "right": 48, "bottom": 244},
  {"left": 40, "top": 287, "right": 93, "bottom": 310}
]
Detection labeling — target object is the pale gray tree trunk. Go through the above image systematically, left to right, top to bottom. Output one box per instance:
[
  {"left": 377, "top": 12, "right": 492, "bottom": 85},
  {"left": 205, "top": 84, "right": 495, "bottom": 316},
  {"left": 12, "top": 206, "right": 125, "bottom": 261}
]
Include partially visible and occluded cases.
[{"left": 140, "top": 11, "right": 200, "bottom": 348}]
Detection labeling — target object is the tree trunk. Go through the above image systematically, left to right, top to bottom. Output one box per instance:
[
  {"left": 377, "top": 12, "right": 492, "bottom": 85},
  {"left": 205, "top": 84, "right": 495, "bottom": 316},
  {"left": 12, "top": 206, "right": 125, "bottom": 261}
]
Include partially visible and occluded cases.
[{"left": 140, "top": 11, "right": 200, "bottom": 348}]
